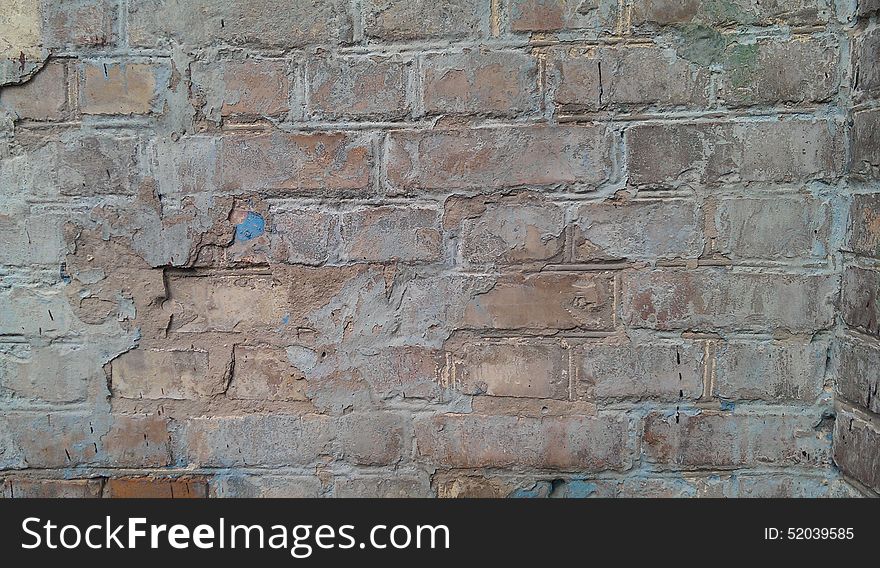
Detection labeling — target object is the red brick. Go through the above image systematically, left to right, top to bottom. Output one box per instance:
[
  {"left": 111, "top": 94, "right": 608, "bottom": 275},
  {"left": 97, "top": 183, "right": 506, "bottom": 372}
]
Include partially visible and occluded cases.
[
  {"left": 42, "top": 0, "right": 117, "bottom": 48},
  {"left": 129, "top": 0, "right": 354, "bottom": 48},
  {"left": 364, "top": 0, "right": 487, "bottom": 41},
  {"left": 508, "top": 0, "right": 619, "bottom": 32},
  {"left": 630, "top": 0, "right": 830, "bottom": 28},
  {"left": 718, "top": 38, "right": 838, "bottom": 107},
  {"left": 552, "top": 46, "right": 709, "bottom": 111},
  {"left": 423, "top": 50, "right": 540, "bottom": 116},
  {"left": 192, "top": 59, "right": 290, "bottom": 118},
  {"left": 0, "top": 60, "right": 68, "bottom": 120},
  {"left": 80, "top": 60, "right": 169, "bottom": 115},
  {"left": 852, "top": 109, "right": 880, "bottom": 179},
  {"left": 627, "top": 120, "right": 843, "bottom": 188},
  {"left": 386, "top": 125, "right": 612, "bottom": 193},
  {"left": 219, "top": 132, "right": 373, "bottom": 193},
  {"left": 446, "top": 192, "right": 566, "bottom": 266},
  {"left": 848, "top": 193, "right": 880, "bottom": 257},
  {"left": 712, "top": 197, "right": 831, "bottom": 260},
  {"left": 574, "top": 200, "right": 702, "bottom": 261},
  {"left": 339, "top": 206, "right": 441, "bottom": 263},
  {"left": 269, "top": 208, "right": 336, "bottom": 265},
  {"left": 841, "top": 267, "right": 880, "bottom": 336},
  {"left": 622, "top": 269, "right": 838, "bottom": 333},
  {"left": 461, "top": 272, "right": 615, "bottom": 332},
  {"left": 835, "top": 335, "right": 880, "bottom": 415},
  {"left": 445, "top": 339, "right": 570, "bottom": 399},
  {"left": 714, "top": 339, "right": 827, "bottom": 403},
  {"left": 577, "top": 341, "right": 705, "bottom": 401},
  {"left": 227, "top": 345, "right": 309, "bottom": 401},
  {"left": 833, "top": 409, "right": 880, "bottom": 493},
  {"left": 643, "top": 411, "right": 831, "bottom": 469},
  {"left": 339, "top": 412, "right": 410, "bottom": 465},
  {"left": 0, "top": 413, "right": 169, "bottom": 468},
  {"left": 414, "top": 413, "right": 631, "bottom": 470},
  {"left": 182, "top": 414, "right": 334, "bottom": 467},
  {"left": 106, "top": 477, "right": 208, "bottom": 498},
  {"left": 1, "top": 478, "right": 103, "bottom": 498}
]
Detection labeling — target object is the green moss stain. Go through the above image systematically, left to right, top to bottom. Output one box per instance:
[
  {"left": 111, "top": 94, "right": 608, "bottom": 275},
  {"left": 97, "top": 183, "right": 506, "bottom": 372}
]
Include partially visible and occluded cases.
[
  {"left": 675, "top": 24, "right": 729, "bottom": 67},
  {"left": 726, "top": 43, "right": 760, "bottom": 89}
]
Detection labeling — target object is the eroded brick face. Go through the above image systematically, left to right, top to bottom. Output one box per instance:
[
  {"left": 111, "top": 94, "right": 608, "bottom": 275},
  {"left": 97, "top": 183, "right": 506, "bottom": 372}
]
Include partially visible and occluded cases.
[{"left": 0, "top": 0, "right": 875, "bottom": 499}]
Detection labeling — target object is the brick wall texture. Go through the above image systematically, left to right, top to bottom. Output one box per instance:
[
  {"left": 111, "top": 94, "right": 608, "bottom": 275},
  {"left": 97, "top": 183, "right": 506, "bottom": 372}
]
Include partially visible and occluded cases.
[{"left": 0, "top": 0, "right": 877, "bottom": 498}]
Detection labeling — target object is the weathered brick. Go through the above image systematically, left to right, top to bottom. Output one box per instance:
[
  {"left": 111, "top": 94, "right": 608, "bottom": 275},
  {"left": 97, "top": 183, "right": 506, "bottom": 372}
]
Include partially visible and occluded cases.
[
  {"left": 42, "top": 0, "right": 116, "bottom": 48},
  {"left": 129, "top": 0, "right": 354, "bottom": 48},
  {"left": 364, "top": 0, "right": 487, "bottom": 41},
  {"left": 507, "top": 0, "right": 618, "bottom": 32},
  {"left": 631, "top": 0, "right": 831, "bottom": 28},
  {"left": 858, "top": 0, "right": 880, "bottom": 16},
  {"left": 854, "top": 28, "right": 880, "bottom": 95},
  {"left": 718, "top": 38, "right": 838, "bottom": 106},
  {"left": 552, "top": 46, "right": 710, "bottom": 111},
  {"left": 423, "top": 50, "right": 540, "bottom": 116},
  {"left": 308, "top": 56, "right": 410, "bottom": 120},
  {"left": 191, "top": 59, "right": 290, "bottom": 118},
  {"left": 0, "top": 60, "right": 67, "bottom": 120},
  {"left": 80, "top": 60, "right": 169, "bottom": 115},
  {"left": 852, "top": 109, "right": 880, "bottom": 179},
  {"left": 627, "top": 120, "right": 843, "bottom": 187},
  {"left": 387, "top": 125, "right": 612, "bottom": 192},
  {"left": 8, "top": 132, "right": 139, "bottom": 197},
  {"left": 219, "top": 132, "right": 373, "bottom": 193},
  {"left": 447, "top": 193, "right": 566, "bottom": 266},
  {"left": 848, "top": 193, "right": 880, "bottom": 257},
  {"left": 713, "top": 196, "right": 831, "bottom": 259},
  {"left": 574, "top": 200, "right": 702, "bottom": 261},
  {"left": 339, "top": 206, "right": 441, "bottom": 263},
  {"left": 0, "top": 207, "right": 68, "bottom": 266},
  {"left": 269, "top": 208, "right": 336, "bottom": 265},
  {"left": 841, "top": 267, "right": 880, "bottom": 336},
  {"left": 622, "top": 269, "right": 838, "bottom": 332},
  {"left": 166, "top": 272, "right": 289, "bottom": 334},
  {"left": 462, "top": 272, "right": 615, "bottom": 332},
  {"left": 835, "top": 335, "right": 880, "bottom": 415},
  {"left": 445, "top": 338, "right": 570, "bottom": 399},
  {"left": 714, "top": 339, "right": 827, "bottom": 403},
  {"left": 577, "top": 341, "right": 705, "bottom": 401},
  {"left": 0, "top": 342, "right": 99, "bottom": 403},
  {"left": 227, "top": 345, "right": 309, "bottom": 401},
  {"left": 354, "top": 346, "right": 444, "bottom": 400},
  {"left": 110, "top": 348, "right": 221, "bottom": 400},
  {"left": 833, "top": 410, "right": 880, "bottom": 493},
  {"left": 643, "top": 411, "right": 831, "bottom": 469},
  {"left": 339, "top": 412, "right": 409, "bottom": 465},
  {"left": 0, "top": 413, "right": 169, "bottom": 469},
  {"left": 414, "top": 413, "right": 631, "bottom": 470},
  {"left": 181, "top": 414, "right": 333, "bottom": 467},
  {"left": 435, "top": 473, "right": 617, "bottom": 497},
  {"left": 210, "top": 475, "right": 323, "bottom": 497},
  {"left": 334, "top": 475, "right": 432, "bottom": 498},
  {"left": 106, "top": 477, "right": 208, "bottom": 498},
  {"left": 1, "top": 478, "right": 103, "bottom": 498}
]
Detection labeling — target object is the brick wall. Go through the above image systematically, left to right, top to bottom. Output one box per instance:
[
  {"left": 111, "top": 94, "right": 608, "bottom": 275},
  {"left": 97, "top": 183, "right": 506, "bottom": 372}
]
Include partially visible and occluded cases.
[
  {"left": 0, "top": 0, "right": 876, "bottom": 497},
  {"left": 834, "top": 1, "right": 880, "bottom": 496}
]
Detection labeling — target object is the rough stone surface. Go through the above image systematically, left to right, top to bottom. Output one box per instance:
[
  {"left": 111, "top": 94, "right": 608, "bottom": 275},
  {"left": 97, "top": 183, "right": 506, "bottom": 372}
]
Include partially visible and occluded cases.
[{"left": 0, "top": 0, "right": 873, "bottom": 498}]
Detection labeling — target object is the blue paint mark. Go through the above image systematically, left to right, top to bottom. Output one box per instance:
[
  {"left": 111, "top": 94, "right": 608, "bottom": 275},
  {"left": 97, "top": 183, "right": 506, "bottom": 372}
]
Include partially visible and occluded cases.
[
  {"left": 235, "top": 212, "right": 265, "bottom": 242},
  {"left": 281, "top": 313, "right": 290, "bottom": 325},
  {"left": 720, "top": 399, "right": 735, "bottom": 411},
  {"left": 559, "top": 480, "right": 597, "bottom": 498}
]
